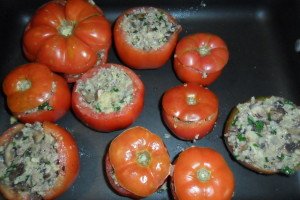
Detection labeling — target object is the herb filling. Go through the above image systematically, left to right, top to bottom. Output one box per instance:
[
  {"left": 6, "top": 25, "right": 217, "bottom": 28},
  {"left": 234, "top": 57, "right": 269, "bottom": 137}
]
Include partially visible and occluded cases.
[
  {"left": 121, "top": 7, "right": 180, "bottom": 51},
  {"left": 76, "top": 65, "right": 134, "bottom": 114},
  {"left": 225, "top": 96, "right": 300, "bottom": 173},
  {"left": 0, "top": 123, "right": 60, "bottom": 197}
]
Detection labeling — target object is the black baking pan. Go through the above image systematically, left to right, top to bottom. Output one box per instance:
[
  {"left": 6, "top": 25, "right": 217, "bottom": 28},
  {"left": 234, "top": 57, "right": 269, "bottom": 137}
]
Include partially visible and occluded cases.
[{"left": 0, "top": 0, "right": 299, "bottom": 199}]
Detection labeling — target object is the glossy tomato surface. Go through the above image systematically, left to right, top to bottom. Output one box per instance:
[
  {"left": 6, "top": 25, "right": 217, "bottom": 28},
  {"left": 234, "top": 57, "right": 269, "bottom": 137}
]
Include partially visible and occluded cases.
[
  {"left": 23, "top": 0, "right": 111, "bottom": 76},
  {"left": 114, "top": 7, "right": 181, "bottom": 69},
  {"left": 174, "top": 33, "right": 229, "bottom": 86},
  {"left": 2, "top": 63, "right": 71, "bottom": 123},
  {"left": 72, "top": 63, "right": 144, "bottom": 132},
  {"left": 162, "top": 83, "right": 219, "bottom": 140},
  {"left": 0, "top": 122, "right": 80, "bottom": 200},
  {"left": 106, "top": 126, "right": 171, "bottom": 198},
  {"left": 172, "top": 147, "right": 235, "bottom": 200}
]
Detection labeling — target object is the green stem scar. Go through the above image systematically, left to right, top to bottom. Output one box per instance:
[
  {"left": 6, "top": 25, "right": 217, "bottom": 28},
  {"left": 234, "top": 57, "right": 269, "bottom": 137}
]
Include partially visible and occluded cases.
[
  {"left": 58, "top": 20, "right": 75, "bottom": 37},
  {"left": 198, "top": 45, "right": 211, "bottom": 57},
  {"left": 17, "top": 79, "right": 31, "bottom": 91},
  {"left": 187, "top": 94, "right": 197, "bottom": 105},
  {"left": 137, "top": 151, "right": 151, "bottom": 167},
  {"left": 197, "top": 167, "right": 211, "bottom": 182}
]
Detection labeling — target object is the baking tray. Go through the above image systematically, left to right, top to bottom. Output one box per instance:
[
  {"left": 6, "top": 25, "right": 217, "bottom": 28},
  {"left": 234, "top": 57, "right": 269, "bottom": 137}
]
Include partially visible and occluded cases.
[{"left": 0, "top": 0, "right": 299, "bottom": 199}]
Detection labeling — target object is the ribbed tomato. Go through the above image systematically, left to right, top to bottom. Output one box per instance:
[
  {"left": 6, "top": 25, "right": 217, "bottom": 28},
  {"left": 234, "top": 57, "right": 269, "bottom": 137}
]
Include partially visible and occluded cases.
[
  {"left": 23, "top": 0, "right": 111, "bottom": 81},
  {"left": 174, "top": 33, "right": 229, "bottom": 86},
  {"left": 2, "top": 63, "right": 71, "bottom": 123},
  {"left": 162, "top": 83, "right": 219, "bottom": 140},
  {"left": 105, "top": 126, "right": 171, "bottom": 198},
  {"left": 172, "top": 147, "right": 235, "bottom": 200}
]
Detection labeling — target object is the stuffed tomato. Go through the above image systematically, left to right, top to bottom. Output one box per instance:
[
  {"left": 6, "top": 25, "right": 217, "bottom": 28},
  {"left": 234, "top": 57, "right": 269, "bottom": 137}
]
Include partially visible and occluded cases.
[
  {"left": 23, "top": 0, "right": 111, "bottom": 82},
  {"left": 114, "top": 7, "right": 181, "bottom": 69},
  {"left": 174, "top": 33, "right": 229, "bottom": 86},
  {"left": 2, "top": 63, "right": 71, "bottom": 123},
  {"left": 72, "top": 63, "right": 144, "bottom": 132},
  {"left": 162, "top": 83, "right": 219, "bottom": 140},
  {"left": 0, "top": 122, "right": 79, "bottom": 200},
  {"left": 105, "top": 126, "right": 171, "bottom": 198}
]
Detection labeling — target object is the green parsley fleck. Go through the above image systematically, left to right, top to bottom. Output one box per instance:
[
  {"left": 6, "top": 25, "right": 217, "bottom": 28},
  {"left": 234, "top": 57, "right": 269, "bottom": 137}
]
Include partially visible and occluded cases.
[
  {"left": 38, "top": 102, "right": 53, "bottom": 111},
  {"left": 237, "top": 133, "right": 246, "bottom": 141},
  {"left": 280, "top": 166, "right": 295, "bottom": 175}
]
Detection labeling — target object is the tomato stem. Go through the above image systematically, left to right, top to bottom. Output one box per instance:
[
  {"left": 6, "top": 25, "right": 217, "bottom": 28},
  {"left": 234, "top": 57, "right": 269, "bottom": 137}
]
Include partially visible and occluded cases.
[
  {"left": 58, "top": 20, "right": 75, "bottom": 37},
  {"left": 198, "top": 46, "right": 211, "bottom": 57},
  {"left": 16, "top": 80, "right": 31, "bottom": 91},
  {"left": 187, "top": 94, "right": 197, "bottom": 105},
  {"left": 137, "top": 151, "right": 151, "bottom": 167},
  {"left": 197, "top": 167, "right": 211, "bottom": 182}
]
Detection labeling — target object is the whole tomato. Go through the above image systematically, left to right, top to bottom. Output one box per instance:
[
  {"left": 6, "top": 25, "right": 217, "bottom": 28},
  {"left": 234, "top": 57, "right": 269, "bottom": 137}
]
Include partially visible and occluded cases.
[
  {"left": 23, "top": 0, "right": 111, "bottom": 81},
  {"left": 114, "top": 7, "right": 181, "bottom": 69},
  {"left": 174, "top": 33, "right": 229, "bottom": 86},
  {"left": 2, "top": 63, "right": 71, "bottom": 123},
  {"left": 72, "top": 63, "right": 144, "bottom": 132},
  {"left": 162, "top": 83, "right": 219, "bottom": 140},
  {"left": 0, "top": 122, "right": 80, "bottom": 200},
  {"left": 105, "top": 126, "right": 171, "bottom": 198},
  {"left": 171, "top": 147, "right": 235, "bottom": 200}
]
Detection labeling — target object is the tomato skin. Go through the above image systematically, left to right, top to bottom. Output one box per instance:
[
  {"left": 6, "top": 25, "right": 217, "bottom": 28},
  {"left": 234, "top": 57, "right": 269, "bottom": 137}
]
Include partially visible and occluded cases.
[
  {"left": 23, "top": 0, "right": 111, "bottom": 77},
  {"left": 114, "top": 7, "right": 181, "bottom": 69},
  {"left": 174, "top": 33, "right": 229, "bottom": 86},
  {"left": 2, "top": 63, "right": 71, "bottom": 123},
  {"left": 72, "top": 63, "right": 145, "bottom": 132},
  {"left": 162, "top": 83, "right": 219, "bottom": 140},
  {"left": 0, "top": 122, "right": 80, "bottom": 200},
  {"left": 106, "top": 126, "right": 171, "bottom": 197},
  {"left": 172, "top": 147, "right": 235, "bottom": 200}
]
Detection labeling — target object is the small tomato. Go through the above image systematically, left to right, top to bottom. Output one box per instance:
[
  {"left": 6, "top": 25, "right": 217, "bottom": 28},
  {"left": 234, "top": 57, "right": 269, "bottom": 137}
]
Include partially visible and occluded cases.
[
  {"left": 114, "top": 7, "right": 181, "bottom": 69},
  {"left": 174, "top": 33, "right": 229, "bottom": 85},
  {"left": 2, "top": 63, "right": 71, "bottom": 123},
  {"left": 162, "top": 83, "right": 218, "bottom": 140},
  {"left": 105, "top": 126, "right": 171, "bottom": 198},
  {"left": 172, "top": 147, "right": 235, "bottom": 200}
]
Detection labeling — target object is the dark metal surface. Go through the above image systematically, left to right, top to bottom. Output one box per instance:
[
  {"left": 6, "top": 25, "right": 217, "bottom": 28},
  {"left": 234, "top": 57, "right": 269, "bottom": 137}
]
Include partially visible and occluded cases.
[{"left": 0, "top": 0, "right": 299, "bottom": 199}]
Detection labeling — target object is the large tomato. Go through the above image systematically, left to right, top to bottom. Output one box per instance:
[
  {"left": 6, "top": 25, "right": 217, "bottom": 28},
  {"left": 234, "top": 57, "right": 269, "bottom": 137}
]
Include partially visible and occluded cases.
[
  {"left": 23, "top": 0, "right": 111, "bottom": 80},
  {"left": 114, "top": 7, "right": 181, "bottom": 69},
  {"left": 174, "top": 33, "right": 229, "bottom": 86},
  {"left": 2, "top": 63, "right": 71, "bottom": 123},
  {"left": 72, "top": 63, "right": 144, "bottom": 132},
  {"left": 162, "top": 83, "right": 219, "bottom": 140},
  {"left": 0, "top": 122, "right": 80, "bottom": 200},
  {"left": 105, "top": 126, "right": 171, "bottom": 198},
  {"left": 171, "top": 147, "right": 235, "bottom": 200}
]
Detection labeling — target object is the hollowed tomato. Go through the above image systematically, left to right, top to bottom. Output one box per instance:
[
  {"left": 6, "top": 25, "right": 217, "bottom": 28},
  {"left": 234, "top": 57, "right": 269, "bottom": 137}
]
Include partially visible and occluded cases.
[
  {"left": 23, "top": 0, "right": 111, "bottom": 81},
  {"left": 114, "top": 7, "right": 181, "bottom": 69},
  {"left": 174, "top": 33, "right": 229, "bottom": 86},
  {"left": 2, "top": 63, "right": 71, "bottom": 123},
  {"left": 72, "top": 63, "right": 144, "bottom": 132},
  {"left": 162, "top": 83, "right": 219, "bottom": 140},
  {"left": 0, "top": 122, "right": 79, "bottom": 200},
  {"left": 105, "top": 126, "right": 171, "bottom": 198},
  {"left": 171, "top": 147, "right": 235, "bottom": 200}
]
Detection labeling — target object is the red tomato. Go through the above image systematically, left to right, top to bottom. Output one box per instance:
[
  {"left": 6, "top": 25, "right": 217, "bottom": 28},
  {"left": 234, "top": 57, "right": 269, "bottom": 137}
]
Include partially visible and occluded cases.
[
  {"left": 23, "top": 0, "right": 111, "bottom": 79},
  {"left": 114, "top": 7, "right": 181, "bottom": 69},
  {"left": 174, "top": 33, "right": 229, "bottom": 86},
  {"left": 2, "top": 63, "right": 71, "bottom": 123},
  {"left": 72, "top": 63, "right": 144, "bottom": 132},
  {"left": 162, "top": 83, "right": 218, "bottom": 140},
  {"left": 0, "top": 122, "right": 80, "bottom": 200},
  {"left": 105, "top": 126, "right": 171, "bottom": 198},
  {"left": 172, "top": 147, "right": 235, "bottom": 200}
]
